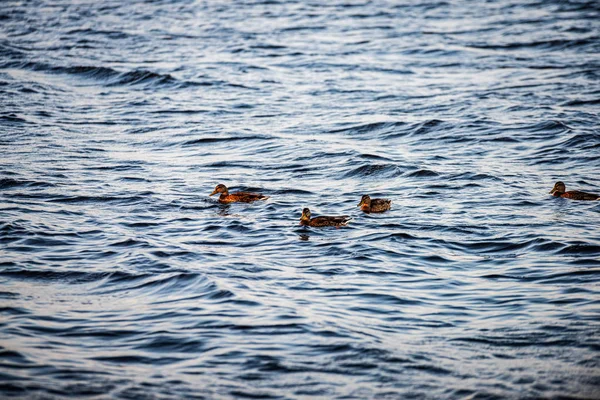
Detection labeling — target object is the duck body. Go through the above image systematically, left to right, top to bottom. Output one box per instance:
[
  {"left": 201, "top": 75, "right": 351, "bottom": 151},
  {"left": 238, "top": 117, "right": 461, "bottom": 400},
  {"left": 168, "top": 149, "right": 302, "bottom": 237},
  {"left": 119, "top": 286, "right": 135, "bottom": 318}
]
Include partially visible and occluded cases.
[
  {"left": 549, "top": 182, "right": 599, "bottom": 201},
  {"left": 210, "top": 184, "right": 269, "bottom": 203},
  {"left": 552, "top": 191, "right": 599, "bottom": 201},
  {"left": 217, "top": 192, "right": 269, "bottom": 203},
  {"left": 358, "top": 195, "right": 392, "bottom": 213},
  {"left": 300, "top": 208, "right": 351, "bottom": 227}
]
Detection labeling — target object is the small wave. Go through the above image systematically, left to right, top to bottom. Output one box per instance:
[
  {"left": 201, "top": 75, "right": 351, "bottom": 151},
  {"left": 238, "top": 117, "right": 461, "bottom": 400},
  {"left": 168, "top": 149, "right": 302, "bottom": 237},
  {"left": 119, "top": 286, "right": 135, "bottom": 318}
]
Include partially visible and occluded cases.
[
  {"left": 280, "top": 25, "right": 327, "bottom": 32},
  {"left": 65, "top": 28, "right": 131, "bottom": 39},
  {"left": 468, "top": 38, "right": 597, "bottom": 51},
  {"left": 0, "top": 43, "right": 27, "bottom": 59},
  {"left": 250, "top": 44, "right": 287, "bottom": 50},
  {"left": 0, "top": 61, "right": 188, "bottom": 88},
  {"left": 56, "top": 65, "right": 178, "bottom": 87},
  {"left": 60, "top": 65, "right": 120, "bottom": 80},
  {"left": 107, "top": 69, "right": 177, "bottom": 86},
  {"left": 562, "top": 98, "right": 600, "bottom": 107},
  {"left": 0, "top": 114, "right": 30, "bottom": 124},
  {"left": 383, "top": 119, "right": 447, "bottom": 139},
  {"left": 411, "top": 119, "right": 446, "bottom": 134},
  {"left": 525, "top": 120, "right": 572, "bottom": 134},
  {"left": 329, "top": 121, "right": 407, "bottom": 136},
  {"left": 558, "top": 133, "right": 599, "bottom": 148},
  {"left": 180, "top": 135, "right": 268, "bottom": 146},
  {"left": 480, "top": 136, "right": 520, "bottom": 143},
  {"left": 359, "top": 153, "right": 394, "bottom": 161},
  {"left": 343, "top": 164, "right": 405, "bottom": 179},
  {"left": 404, "top": 169, "right": 439, "bottom": 178},
  {"left": 447, "top": 172, "right": 501, "bottom": 181},
  {"left": 0, "top": 178, "right": 55, "bottom": 189},
  {"left": 271, "top": 188, "right": 313, "bottom": 195},
  {"left": 47, "top": 195, "right": 149, "bottom": 205},
  {"left": 19, "top": 237, "right": 73, "bottom": 247},
  {"left": 437, "top": 237, "right": 562, "bottom": 255},
  {"left": 109, "top": 238, "right": 151, "bottom": 248},
  {"left": 558, "top": 243, "right": 600, "bottom": 255},
  {"left": 0, "top": 269, "right": 117, "bottom": 284},
  {"left": 483, "top": 269, "right": 600, "bottom": 284},
  {"left": 93, "top": 272, "right": 232, "bottom": 302},
  {"left": 105, "top": 272, "right": 202, "bottom": 294},
  {"left": 0, "top": 290, "right": 19, "bottom": 299},
  {"left": 355, "top": 292, "right": 423, "bottom": 306},
  {"left": 0, "top": 306, "right": 29, "bottom": 316},
  {"left": 132, "top": 335, "right": 208, "bottom": 354},
  {"left": 450, "top": 335, "right": 573, "bottom": 348},
  {"left": 91, "top": 355, "right": 185, "bottom": 366},
  {"left": 406, "top": 363, "right": 452, "bottom": 375}
]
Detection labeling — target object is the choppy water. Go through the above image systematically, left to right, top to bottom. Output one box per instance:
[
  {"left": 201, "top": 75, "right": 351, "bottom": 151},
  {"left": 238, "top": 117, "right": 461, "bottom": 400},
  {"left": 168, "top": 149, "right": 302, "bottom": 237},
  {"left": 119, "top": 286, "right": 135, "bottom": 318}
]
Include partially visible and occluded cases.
[{"left": 1, "top": 0, "right": 600, "bottom": 398}]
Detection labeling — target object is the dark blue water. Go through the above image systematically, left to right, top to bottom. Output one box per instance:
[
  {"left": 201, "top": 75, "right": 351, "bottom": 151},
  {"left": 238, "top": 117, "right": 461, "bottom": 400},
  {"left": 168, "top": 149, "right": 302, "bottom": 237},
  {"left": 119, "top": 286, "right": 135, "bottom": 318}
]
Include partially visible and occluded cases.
[{"left": 1, "top": 1, "right": 600, "bottom": 398}]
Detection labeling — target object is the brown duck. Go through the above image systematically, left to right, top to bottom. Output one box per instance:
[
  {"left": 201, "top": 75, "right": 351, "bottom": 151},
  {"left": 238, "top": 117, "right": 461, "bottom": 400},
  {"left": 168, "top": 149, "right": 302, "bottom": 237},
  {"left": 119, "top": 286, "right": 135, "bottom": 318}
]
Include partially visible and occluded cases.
[
  {"left": 549, "top": 181, "right": 599, "bottom": 201},
  {"left": 209, "top": 184, "right": 269, "bottom": 203},
  {"left": 357, "top": 195, "right": 392, "bottom": 213},
  {"left": 300, "top": 208, "right": 351, "bottom": 227}
]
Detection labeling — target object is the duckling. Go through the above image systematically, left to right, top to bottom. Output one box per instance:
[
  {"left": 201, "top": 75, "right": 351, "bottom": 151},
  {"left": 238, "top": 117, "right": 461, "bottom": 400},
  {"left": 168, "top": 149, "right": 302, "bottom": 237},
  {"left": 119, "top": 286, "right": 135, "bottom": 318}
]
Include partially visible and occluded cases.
[
  {"left": 549, "top": 181, "right": 599, "bottom": 201},
  {"left": 209, "top": 183, "right": 269, "bottom": 203},
  {"left": 357, "top": 194, "right": 392, "bottom": 213},
  {"left": 300, "top": 208, "right": 351, "bottom": 227}
]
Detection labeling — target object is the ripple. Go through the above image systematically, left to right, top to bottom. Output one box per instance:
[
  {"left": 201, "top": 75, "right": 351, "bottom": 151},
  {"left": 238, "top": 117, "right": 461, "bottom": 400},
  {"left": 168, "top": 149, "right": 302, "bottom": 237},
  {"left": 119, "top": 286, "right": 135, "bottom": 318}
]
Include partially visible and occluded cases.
[{"left": 342, "top": 163, "right": 405, "bottom": 179}]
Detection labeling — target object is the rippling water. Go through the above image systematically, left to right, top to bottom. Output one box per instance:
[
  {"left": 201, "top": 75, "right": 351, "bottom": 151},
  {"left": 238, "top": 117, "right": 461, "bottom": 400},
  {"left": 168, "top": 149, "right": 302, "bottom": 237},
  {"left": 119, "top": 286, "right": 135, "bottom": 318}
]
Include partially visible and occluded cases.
[{"left": 2, "top": 0, "right": 600, "bottom": 398}]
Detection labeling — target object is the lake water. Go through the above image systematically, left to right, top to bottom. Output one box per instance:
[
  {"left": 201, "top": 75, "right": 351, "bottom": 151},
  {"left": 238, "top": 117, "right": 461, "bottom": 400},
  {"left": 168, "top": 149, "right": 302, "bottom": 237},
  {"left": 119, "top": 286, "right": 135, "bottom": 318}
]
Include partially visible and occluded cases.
[{"left": 1, "top": 0, "right": 599, "bottom": 398}]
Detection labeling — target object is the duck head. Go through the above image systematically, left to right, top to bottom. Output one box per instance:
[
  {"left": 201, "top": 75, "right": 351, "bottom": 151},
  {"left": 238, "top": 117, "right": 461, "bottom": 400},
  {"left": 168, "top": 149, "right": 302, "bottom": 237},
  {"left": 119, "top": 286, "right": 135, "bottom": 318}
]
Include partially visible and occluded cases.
[
  {"left": 549, "top": 181, "right": 565, "bottom": 195},
  {"left": 210, "top": 184, "right": 228, "bottom": 196},
  {"left": 357, "top": 195, "right": 371, "bottom": 208},
  {"left": 300, "top": 208, "right": 311, "bottom": 222}
]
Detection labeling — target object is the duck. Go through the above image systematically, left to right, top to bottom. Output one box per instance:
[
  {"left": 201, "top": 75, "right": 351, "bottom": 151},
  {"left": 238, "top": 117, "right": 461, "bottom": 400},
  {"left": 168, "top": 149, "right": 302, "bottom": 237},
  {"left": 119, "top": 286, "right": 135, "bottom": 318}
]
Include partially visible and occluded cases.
[
  {"left": 549, "top": 181, "right": 599, "bottom": 201},
  {"left": 209, "top": 183, "right": 269, "bottom": 203},
  {"left": 357, "top": 194, "right": 392, "bottom": 213},
  {"left": 300, "top": 208, "right": 351, "bottom": 227}
]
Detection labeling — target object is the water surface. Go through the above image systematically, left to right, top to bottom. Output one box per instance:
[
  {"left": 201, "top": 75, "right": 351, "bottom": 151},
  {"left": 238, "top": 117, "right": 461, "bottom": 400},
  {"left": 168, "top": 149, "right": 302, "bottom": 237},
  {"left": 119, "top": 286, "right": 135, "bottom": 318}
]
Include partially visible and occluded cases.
[{"left": 1, "top": 0, "right": 600, "bottom": 398}]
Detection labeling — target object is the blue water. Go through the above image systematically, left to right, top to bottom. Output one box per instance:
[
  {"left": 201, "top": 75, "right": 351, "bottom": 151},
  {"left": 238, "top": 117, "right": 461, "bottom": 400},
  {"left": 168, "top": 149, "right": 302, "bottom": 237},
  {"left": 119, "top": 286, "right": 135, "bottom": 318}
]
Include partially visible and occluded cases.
[{"left": 1, "top": 0, "right": 600, "bottom": 398}]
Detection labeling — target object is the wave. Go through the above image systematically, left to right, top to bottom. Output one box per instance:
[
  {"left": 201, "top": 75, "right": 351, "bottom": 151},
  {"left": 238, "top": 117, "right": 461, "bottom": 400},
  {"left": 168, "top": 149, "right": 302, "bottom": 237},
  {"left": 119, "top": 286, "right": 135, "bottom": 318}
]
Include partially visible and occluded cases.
[
  {"left": 467, "top": 37, "right": 599, "bottom": 51},
  {"left": 0, "top": 61, "right": 244, "bottom": 89},
  {"left": 0, "top": 61, "right": 178, "bottom": 87},
  {"left": 562, "top": 98, "right": 600, "bottom": 107},
  {"left": 0, "top": 114, "right": 31, "bottom": 124},
  {"left": 382, "top": 119, "right": 449, "bottom": 139},
  {"left": 525, "top": 120, "right": 572, "bottom": 134},
  {"left": 329, "top": 121, "right": 407, "bottom": 136},
  {"left": 180, "top": 135, "right": 269, "bottom": 146},
  {"left": 342, "top": 163, "right": 405, "bottom": 179},
  {"left": 404, "top": 169, "right": 439, "bottom": 178},
  {"left": 447, "top": 172, "right": 501, "bottom": 181},
  {"left": 0, "top": 178, "right": 56, "bottom": 189},
  {"left": 47, "top": 195, "right": 150, "bottom": 205},
  {"left": 431, "top": 237, "right": 569, "bottom": 255},
  {"left": 558, "top": 243, "right": 600, "bottom": 255},
  {"left": 0, "top": 269, "right": 121, "bottom": 284},
  {"left": 0, "top": 269, "right": 233, "bottom": 302},
  {"left": 483, "top": 269, "right": 600, "bottom": 284}
]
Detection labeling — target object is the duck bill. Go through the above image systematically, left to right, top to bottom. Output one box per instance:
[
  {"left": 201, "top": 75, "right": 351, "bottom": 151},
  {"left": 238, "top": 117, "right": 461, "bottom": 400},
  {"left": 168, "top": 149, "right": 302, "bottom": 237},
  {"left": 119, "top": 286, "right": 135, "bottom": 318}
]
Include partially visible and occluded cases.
[
  {"left": 549, "top": 189, "right": 556, "bottom": 194},
  {"left": 209, "top": 190, "right": 218, "bottom": 196},
  {"left": 357, "top": 201, "right": 364, "bottom": 207}
]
